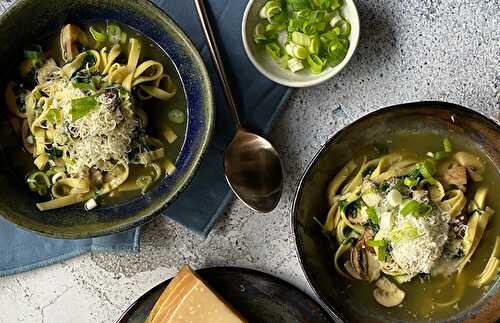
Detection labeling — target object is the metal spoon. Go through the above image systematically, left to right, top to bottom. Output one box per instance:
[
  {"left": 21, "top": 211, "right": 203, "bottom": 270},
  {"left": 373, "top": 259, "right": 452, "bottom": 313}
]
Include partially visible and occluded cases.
[{"left": 194, "top": 0, "right": 283, "bottom": 213}]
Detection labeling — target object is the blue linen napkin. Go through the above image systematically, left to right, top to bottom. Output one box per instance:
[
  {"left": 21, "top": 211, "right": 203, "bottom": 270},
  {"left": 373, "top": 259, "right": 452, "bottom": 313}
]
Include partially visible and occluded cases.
[{"left": 0, "top": 0, "right": 292, "bottom": 277}]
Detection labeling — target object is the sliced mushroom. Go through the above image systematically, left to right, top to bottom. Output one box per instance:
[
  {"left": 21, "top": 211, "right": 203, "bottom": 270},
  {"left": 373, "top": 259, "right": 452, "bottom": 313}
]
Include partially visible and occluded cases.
[
  {"left": 60, "top": 24, "right": 91, "bottom": 62},
  {"left": 36, "top": 58, "right": 59, "bottom": 84},
  {"left": 22, "top": 119, "right": 34, "bottom": 154},
  {"left": 453, "top": 152, "right": 485, "bottom": 182},
  {"left": 346, "top": 239, "right": 380, "bottom": 282},
  {"left": 373, "top": 277, "right": 405, "bottom": 307}
]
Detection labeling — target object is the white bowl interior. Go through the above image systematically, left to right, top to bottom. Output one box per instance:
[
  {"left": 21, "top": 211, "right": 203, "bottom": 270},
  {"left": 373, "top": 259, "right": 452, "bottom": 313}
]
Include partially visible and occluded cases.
[{"left": 242, "top": 0, "right": 360, "bottom": 88}]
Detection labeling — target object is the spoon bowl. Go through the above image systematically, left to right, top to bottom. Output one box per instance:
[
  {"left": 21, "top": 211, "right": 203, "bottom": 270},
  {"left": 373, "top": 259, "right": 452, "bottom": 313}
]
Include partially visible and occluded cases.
[
  {"left": 195, "top": 0, "right": 284, "bottom": 212},
  {"left": 224, "top": 129, "right": 283, "bottom": 212}
]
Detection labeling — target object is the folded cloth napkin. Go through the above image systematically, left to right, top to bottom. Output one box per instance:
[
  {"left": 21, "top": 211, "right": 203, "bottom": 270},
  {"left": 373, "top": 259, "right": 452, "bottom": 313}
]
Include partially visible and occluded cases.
[{"left": 0, "top": 0, "right": 292, "bottom": 277}]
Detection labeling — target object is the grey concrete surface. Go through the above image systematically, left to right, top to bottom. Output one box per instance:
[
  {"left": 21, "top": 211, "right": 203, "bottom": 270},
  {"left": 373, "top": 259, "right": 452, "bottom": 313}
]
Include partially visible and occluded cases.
[{"left": 0, "top": 0, "right": 499, "bottom": 322}]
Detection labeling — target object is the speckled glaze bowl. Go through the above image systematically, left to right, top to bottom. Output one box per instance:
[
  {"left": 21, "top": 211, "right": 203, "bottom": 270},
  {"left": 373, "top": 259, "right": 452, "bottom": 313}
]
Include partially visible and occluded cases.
[
  {"left": 0, "top": 0, "right": 214, "bottom": 238},
  {"left": 292, "top": 102, "right": 500, "bottom": 322}
]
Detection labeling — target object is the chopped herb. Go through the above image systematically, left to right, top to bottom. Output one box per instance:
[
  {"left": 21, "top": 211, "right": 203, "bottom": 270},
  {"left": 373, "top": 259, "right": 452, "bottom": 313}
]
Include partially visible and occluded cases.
[
  {"left": 70, "top": 96, "right": 97, "bottom": 120},
  {"left": 47, "top": 147, "right": 63, "bottom": 159},
  {"left": 362, "top": 165, "right": 377, "bottom": 178},
  {"left": 379, "top": 181, "right": 390, "bottom": 192},
  {"left": 340, "top": 199, "right": 363, "bottom": 217},
  {"left": 364, "top": 219, "right": 380, "bottom": 233},
  {"left": 452, "top": 249, "right": 465, "bottom": 259}
]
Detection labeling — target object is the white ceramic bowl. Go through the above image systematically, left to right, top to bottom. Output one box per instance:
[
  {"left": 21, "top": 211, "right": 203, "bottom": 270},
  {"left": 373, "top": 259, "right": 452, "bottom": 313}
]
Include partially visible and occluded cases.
[{"left": 242, "top": 0, "right": 360, "bottom": 88}]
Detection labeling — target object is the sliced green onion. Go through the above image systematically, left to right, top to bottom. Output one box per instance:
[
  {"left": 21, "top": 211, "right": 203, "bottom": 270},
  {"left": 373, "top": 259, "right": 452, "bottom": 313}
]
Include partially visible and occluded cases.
[
  {"left": 287, "top": 0, "right": 311, "bottom": 10},
  {"left": 331, "top": 0, "right": 343, "bottom": 10},
  {"left": 260, "top": 1, "right": 282, "bottom": 19},
  {"left": 329, "top": 15, "right": 343, "bottom": 28},
  {"left": 337, "top": 19, "right": 351, "bottom": 36},
  {"left": 266, "top": 22, "right": 286, "bottom": 32},
  {"left": 254, "top": 23, "right": 267, "bottom": 44},
  {"left": 106, "top": 24, "right": 122, "bottom": 44},
  {"left": 89, "top": 26, "right": 107, "bottom": 42},
  {"left": 291, "top": 31, "right": 311, "bottom": 46},
  {"left": 308, "top": 37, "right": 320, "bottom": 54},
  {"left": 265, "top": 42, "right": 282, "bottom": 60},
  {"left": 289, "top": 43, "right": 308, "bottom": 59},
  {"left": 278, "top": 54, "right": 289, "bottom": 69},
  {"left": 307, "top": 55, "right": 325, "bottom": 73},
  {"left": 288, "top": 57, "right": 304, "bottom": 72},
  {"left": 73, "top": 82, "right": 93, "bottom": 90},
  {"left": 70, "top": 96, "right": 97, "bottom": 121},
  {"left": 168, "top": 108, "right": 185, "bottom": 124},
  {"left": 46, "top": 109, "right": 62, "bottom": 124},
  {"left": 443, "top": 137, "right": 452, "bottom": 153},
  {"left": 434, "top": 151, "right": 450, "bottom": 161},
  {"left": 417, "top": 159, "right": 437, "bottom": 184},
  {"left": 27, "top": 171, "right": 51, "bottom": 196},
  {"left": 403, "top": 177, "right": 419, "bottom": 188},
  {"left": 400, "top": 200, "right": 419, "bottom": 216},
  {"left": 415, "top": 203, "right": 432, "bottom": 217},
  {"left": 366, "top": 207, "right": 379, "bottom": 224},
  {"left": 388, "top": 222, "right": 419, "bottom": 243},
  {"left": 366, "top": 239, "right": 386, "bottom": 247},
  {"left": 378, "top": 245, "right": 387, "bottom": 261}
]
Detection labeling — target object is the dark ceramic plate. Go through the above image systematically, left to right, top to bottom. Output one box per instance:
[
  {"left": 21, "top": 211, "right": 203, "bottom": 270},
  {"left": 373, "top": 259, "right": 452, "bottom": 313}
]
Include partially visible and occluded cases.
[
  {"left": 0, "top": 0, "right": 214, "bottom": 238},
  {"left": 292, "top": 102, "right": 500, "bottom": 322},
  {"left": 116, "top": 267, "right": 332, "bottom": 323}
]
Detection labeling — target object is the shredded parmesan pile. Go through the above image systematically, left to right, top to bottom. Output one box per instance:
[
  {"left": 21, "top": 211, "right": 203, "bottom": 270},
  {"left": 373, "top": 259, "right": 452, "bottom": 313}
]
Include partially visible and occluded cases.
[
  {"left": 50, "top": 79, "right": 138, "bottom": 176},
  {"left": 391, "top": 207, "right": 450, "bottom": 274}
]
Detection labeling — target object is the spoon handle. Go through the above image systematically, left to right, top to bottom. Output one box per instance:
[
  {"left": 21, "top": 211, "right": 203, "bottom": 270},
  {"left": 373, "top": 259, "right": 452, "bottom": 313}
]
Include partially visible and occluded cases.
[{"left": 194, "top": 0, "right": 242, "bottom": 128}]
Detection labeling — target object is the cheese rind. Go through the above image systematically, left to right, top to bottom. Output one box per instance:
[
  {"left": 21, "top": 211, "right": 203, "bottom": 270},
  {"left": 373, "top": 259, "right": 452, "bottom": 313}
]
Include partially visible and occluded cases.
[{"left": 146, "top": 266, "right": 247, "bottom": 323}]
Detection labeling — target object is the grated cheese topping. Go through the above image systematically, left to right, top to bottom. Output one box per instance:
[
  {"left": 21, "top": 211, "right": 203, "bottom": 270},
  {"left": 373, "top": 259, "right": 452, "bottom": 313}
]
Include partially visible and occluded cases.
[
  {"left": 48, "top": 78, "right": 138, "bottom": 176},
  {"left": 390, "top": 203, "right": 450, "bottom": 274}
]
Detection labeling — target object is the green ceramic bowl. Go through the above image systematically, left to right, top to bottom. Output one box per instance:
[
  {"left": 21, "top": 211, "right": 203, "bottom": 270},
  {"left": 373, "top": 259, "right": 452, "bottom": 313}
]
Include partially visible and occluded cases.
[
  {"left": 0, "top": 0, "right": 214, "bottom": 238},
  {"left": 292, "top": 102, "right": 500, "bottom": 322}
]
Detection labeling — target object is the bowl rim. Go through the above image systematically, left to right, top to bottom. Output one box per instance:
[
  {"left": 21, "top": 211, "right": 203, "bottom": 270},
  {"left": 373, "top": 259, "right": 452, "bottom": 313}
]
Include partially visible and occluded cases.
[
  {"left": 0, "top": 0, "right": 215, "bottom": 239},
  {"left": 241, "top": 0, "right": 360, "bottom": 88},
  {"left": 291, "top": 101, "right": 500, "bottom": 321}
]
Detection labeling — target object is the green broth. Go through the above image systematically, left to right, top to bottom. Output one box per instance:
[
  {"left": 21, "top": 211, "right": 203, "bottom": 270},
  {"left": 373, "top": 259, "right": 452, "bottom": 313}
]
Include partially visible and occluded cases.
[
  {"left": 7, "top": 21, "right": 187, "bottom": 206},
  {"left": 342, "top": 132, "right": 499, "bottom": 321}
]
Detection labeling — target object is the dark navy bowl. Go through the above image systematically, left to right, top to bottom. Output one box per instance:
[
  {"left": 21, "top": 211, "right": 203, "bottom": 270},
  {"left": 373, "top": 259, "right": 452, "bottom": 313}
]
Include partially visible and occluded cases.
[{"left": 0, "top": 0, "right": 214, "bottom": 238}]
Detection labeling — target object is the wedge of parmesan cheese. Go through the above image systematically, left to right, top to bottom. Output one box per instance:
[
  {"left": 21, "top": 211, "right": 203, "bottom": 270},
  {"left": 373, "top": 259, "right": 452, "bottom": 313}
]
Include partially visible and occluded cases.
[{"left": 146, "top": 266, "right": 247, "bottom": 323}]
